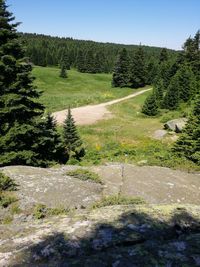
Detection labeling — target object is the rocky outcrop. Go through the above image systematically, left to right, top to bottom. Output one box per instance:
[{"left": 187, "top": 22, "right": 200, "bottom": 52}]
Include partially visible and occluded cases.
[
  {"left": 164, "top": 118, "right": 187, "bottom": 133},
  {"left": 1, "top": 164, "right": 200, "bottom": 211},
  {"left": 0, "top": 165, "right": 200, "bottom": 266},
  {"left": 0, "top": 205, "right": 200, "bottom": 266}
]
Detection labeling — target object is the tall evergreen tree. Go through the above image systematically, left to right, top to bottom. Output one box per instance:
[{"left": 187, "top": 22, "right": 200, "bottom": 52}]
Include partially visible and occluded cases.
[
  {"left": 0, "top": 0, "right": 63, "bottom": 166},
  {"left": 183, "top": 30, "right": 200, "bottom": 78},
  {"left": 130, "top": 46, "right": 146, "bottom": 88},
  {"left": 112, "top": 48, "right": 130, "bottom": 87},
  {"left": 159, "top": 48, "right": 169, "bottom": 64},
  {"left": 76, "top": 50, "right": 85, "bottom": 72},
  {"left": 84, "top": 50, "right": 95, "bottom": 73},
  {"left": 60, "top": 52, "right": 71, "bottom": 70},
  {"left": 93, "top": 52, "right": 103, "bottom": 73},
  {"left": 146, "top": 58, "right": 158, "bottom": 85},
  {"left": 157, "top": 60, "right": 174, "bottom": 89},
  {"left": 59, "top": 64, "right": 67, "bottom": 78},
  {"left": 177, "top": 65, "right": 196, "bottom": 102},
  {"left": 163, "top": 75, "right": 180, "bottom": 110},
  {"left": 153, "top": 79, "right": 164, "bottom": 107},
  {"left": 141, "top": 93, "right": 159, "bottom": 116},
  {"left": 173, "top": 94, "right": 200, "bottom": 165},
  {"left": 63, "top": 108, "right": 84, "bottom": 160},
  {"left": 35, "top": 114, "right": 65, "bottom": 165}
]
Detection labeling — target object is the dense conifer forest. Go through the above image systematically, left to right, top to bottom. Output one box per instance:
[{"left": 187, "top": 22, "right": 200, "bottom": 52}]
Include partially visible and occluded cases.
[{"left": 19, "top": 32, "right": 176, "bottom": 73}]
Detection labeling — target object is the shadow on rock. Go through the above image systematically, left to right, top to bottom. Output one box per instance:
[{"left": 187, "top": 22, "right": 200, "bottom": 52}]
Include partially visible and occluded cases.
[{"left": 11, "top": 206, "right": 200, "bottom": 267}]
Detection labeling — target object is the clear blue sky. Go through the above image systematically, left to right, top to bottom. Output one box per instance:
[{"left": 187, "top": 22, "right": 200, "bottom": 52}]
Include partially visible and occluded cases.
[{"left": 7, "top": 0, "right": 200, "bottom": 50}]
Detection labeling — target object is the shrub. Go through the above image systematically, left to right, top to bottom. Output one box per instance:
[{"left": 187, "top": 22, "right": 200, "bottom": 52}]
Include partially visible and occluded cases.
[
  {"left": 66, "top": 169, "right": 103, "bottom": 184},
  {"left": 0, "top": 172, "right": 18, "bottom": 191},
  {"left": 0, "top": 193, "right": 18, "bottom": 208},
  {"left": 92, "top": 195, "right": 146, "bottom": 208},
  {"left": 10, "top": 203, "right": 22, "bottom": 215},
  {"left": 33, "top": 204, "right": 47, "bottom": 219}
]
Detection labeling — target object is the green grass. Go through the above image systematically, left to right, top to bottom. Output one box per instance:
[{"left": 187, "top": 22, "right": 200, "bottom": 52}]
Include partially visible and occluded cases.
[
  {"left": 33, "top": 66, "right": 135, "bottom": 112},
  {"left": 33, "top": 66, "right": 198, "bottom": 171},
  {"left": 79, "top": 91, "right": 199, "bottom": 171},
  {"left": 66, "top": 169, "right": 102, "bottom": 184},
  {"left": 92, "top": 195, "right": 146, "bottom": 208},
  {"left": 33, "top": 203, "right": 70, "bottom": 219}
]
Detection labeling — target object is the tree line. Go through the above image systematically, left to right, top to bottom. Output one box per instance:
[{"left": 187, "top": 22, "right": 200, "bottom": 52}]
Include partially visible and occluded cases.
[
  {"left": 142, "top": 31, "right": 200, "bottom": 115},
  {"left": 19, "top": 32, "right": 176, "bottom": 74}
]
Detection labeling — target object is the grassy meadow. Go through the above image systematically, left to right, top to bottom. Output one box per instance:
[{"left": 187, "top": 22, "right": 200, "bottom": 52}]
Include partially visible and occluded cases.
[
  {"left": 33, "top": 66, "right": 134, "bottom": 112},
  {"left": 33, "top": 66, "right": 198, "bottom": 171},
  {"left": 79, "top": 91, "right": 198, "bottom": 171}
]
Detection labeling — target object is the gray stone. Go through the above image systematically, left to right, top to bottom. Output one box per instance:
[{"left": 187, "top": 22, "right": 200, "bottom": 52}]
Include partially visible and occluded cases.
[{"left": 164, "top": 118, "right": 187, "bottom": 132}]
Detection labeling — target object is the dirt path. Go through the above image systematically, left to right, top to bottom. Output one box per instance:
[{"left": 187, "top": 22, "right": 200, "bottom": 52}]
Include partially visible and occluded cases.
[{"left": 53, "top": 88, "right": 151, "bottom": 125}]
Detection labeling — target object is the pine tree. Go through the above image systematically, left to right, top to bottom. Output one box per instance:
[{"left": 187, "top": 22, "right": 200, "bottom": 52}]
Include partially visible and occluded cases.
[
  {"left": 0, "top": 1, "right": 63, "bottom": 166},
  {"left": 183, "top": 30, "right": 200, "bottom": 77},
  {"left": 130, "top": 46, "right": 146, "bottom": 88},
  {"left": 112, "top": 48, "right": 130, "bottom": 87},
  {"left": 159, "top": 48, "right": 169, "bottom": 64},
  {"left": 76, "top": 50, "right": 85, "bottom": 72},
  {"left": 84, "top": 50, "right": 95, "bottom": 73},
  {"left": 60, "top": 52, "right": 71, "bottom": 70},
  {"left": 93, "top": 52, "right": 102, "bottom": 73},
  {"left": 146, "top": 58, "right": 158, "bottom": 85},
  {"left": 157, "top": 60, "right": 173, "bottom": 89},
  {"left": 59, "top": 64, "right": 67, "bottom": 78},
  {"left": 177, "top": 65, "right": 196, "bottom": 102},
  {"left": 163, "top": 75, "right": 180, "bottom": 110},
  {"left": 153, "top": 79, "right": 164, "bottom": 107},
  {"left": 141, "top": 93, "right": 159, "bottom": 116},
  {"left": 173, "top": 94, "right": 200, "bottom": 165},
  {"left": 63, "top": 108, "right": 84, "bottom": 160},
  {"left": 35, "top": 114, "right": 66, "bottom": 165}
]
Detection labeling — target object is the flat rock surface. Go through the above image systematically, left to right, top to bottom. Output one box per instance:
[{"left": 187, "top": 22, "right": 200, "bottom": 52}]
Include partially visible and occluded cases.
[
  {"left": 1, "top": 164, "right": 200, "bottom": 210},
  {"left": 121, "top": 165, "right": 200, "bottom": 204},
  {"left": 1, "top": 166, "right": 103, "bottom": 209},
  {"left": 0, "top": 205, "right": 200, "bottom": 266}
]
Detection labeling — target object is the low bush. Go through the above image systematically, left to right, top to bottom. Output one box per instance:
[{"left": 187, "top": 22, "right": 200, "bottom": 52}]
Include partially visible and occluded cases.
[
  {"left": 66, "top": 168, "right": 103, "bottom": 184},
  {"left": 0, "top": 172, "right": 18, "bottom": 191},
  {"left": 0, "top": 193, "right": 18, "bottom": 208},
  {"left": 92, "top": 195, "right": 146, "bottom": 208},
  {"left": 33, "top": 203, "right": 69, "bottom": 219},
  {"left": 33, "top": 204, "right": 47, "bottom": 219}
]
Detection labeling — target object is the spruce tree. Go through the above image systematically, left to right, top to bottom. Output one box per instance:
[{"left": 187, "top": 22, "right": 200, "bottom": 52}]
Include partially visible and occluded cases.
[
  {"left": 0, "top": 0, "right": 63, "bottom": 166},
  {"left": 130, "top": 46, "right": 146, "bottom": 88},
  {"left": 112, "top": 48, "right": 130, "bottom": 87},
  {"left": 159, "top": 48, "right": 169, "bottom": 64},
  {"left": 76, "top": 50, "right": 85, "bottom": 72},
  {"left": 84, "top": 50, "right": 95, "bottom": 73},
  {"left": 60, "top": 52, "right": 71, "bottom": 70},
  {"left": 93, "top": 52, "right": 102, "bottom": 73},
  {"left": 146, "top": 58, "right": 158, "bottom": 85},
  {"left": 157, "top": 60, "right": 173, "bottom": 89},
  {"left": 59, "top": 64, "right": 67, "bottom": 78},
  {"left": 177, "top": 65, "right": 196, "bottom": 102},
  {"left": 163, "top": 75, "right": 180, "bottom": 110},
  {"left": 153, "top": 79, "right": 164, "bottom": 107},
  {"left": 141, "top": 93, "right": 159, "bottom": 116},
  {"left": 173, "top": 94, "right": 200, "bottom": 165},
  {"left": 63, "top": 108, "right": 84, "bottom": 160},
  {"left": 34, "top": 114, "right": 66, "bottom": 165}
]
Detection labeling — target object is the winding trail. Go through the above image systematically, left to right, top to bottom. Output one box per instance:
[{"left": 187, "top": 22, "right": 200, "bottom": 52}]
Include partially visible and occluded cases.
[{"left": 53, "top": 88, "right": 151, "bottom": 125}]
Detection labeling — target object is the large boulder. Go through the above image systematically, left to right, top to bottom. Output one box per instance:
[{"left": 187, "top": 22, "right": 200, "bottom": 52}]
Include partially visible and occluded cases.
[{"left": 164, "top": 118, "right": 187, "bottom": 133}]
